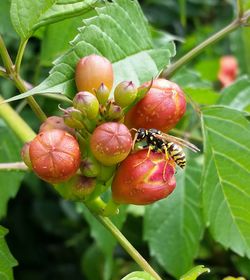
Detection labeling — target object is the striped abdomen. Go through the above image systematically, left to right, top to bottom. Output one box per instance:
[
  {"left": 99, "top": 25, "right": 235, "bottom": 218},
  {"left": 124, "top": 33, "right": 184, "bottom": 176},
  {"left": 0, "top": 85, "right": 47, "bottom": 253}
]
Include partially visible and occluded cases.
[{"left": 166, "top": 142, "right": 186, "bottom": 168}]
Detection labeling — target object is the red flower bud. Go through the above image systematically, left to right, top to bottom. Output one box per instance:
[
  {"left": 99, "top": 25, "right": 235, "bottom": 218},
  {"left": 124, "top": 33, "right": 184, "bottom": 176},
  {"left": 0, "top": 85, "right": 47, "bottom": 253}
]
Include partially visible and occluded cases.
[
  {"left": 75, "top": 54, "right": 114, "bottom": 94},
  {"left": 218, "top": 56, "right": 238, "bottom": 88},
  {"left": 125, "top": 79, "right": 186, "bottom": 132},
  {"left": 39, "top": 116, "right": 75, "bottom": 135},
  {"left": 90, "top": 122, "right": 132, "bottom": 166},
  {"left": 29, "top": 129, "right": 81, "bottom": 183},
  {"left": 112, "top": 150, "right": 176, "bottom": 205}
]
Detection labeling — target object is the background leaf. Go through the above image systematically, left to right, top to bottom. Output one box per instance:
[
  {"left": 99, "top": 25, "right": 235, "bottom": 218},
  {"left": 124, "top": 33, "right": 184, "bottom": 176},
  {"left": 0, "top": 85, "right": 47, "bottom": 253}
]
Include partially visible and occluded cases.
[
  {"left": 10, "top": 0, "right": 97, "bottom": 39},
  {"left": 13, "top": 0, "right": 175, "bottom": 101},
  {"left": 218, "top": 76, "right": 250, "bottom": 112},
  {"left": 201, "top": 106, "right": 250, "bottom": 258},
  {"left": 0, "top": 120, "right": 24, "bottom": 219},
  {"left": 144, "top": 154, "right": 204, "bottom": 278},
  {"left": 0, "top": 226, "right": 17, "bottom": 280},
  {"left": 180, "top": 265, "right": 210, "bottom": 280},
  {"left": 121, "top": 271, "right": 156, "bottom": 280}
]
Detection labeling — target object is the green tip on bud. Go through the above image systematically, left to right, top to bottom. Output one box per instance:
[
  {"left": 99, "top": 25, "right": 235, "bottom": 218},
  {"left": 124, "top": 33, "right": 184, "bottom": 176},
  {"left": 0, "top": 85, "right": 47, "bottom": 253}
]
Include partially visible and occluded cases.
[
  {"left": 114, "top": 81, "right": 137, "bottom": 108},
  {"left": 96, "top": 83, "right": 110, "bottom": 105},
  {"left": 73, "top": 91, "right": 99, "bottom": 120},
  {"left": 60, "top": 106, "right": 84, "bottom": 129}
]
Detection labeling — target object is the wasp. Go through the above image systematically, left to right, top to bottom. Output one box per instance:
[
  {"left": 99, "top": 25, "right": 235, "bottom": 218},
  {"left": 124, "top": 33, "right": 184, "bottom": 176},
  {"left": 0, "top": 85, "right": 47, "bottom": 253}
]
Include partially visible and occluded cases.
[{"left": 131, "top": 128, "right": 200, "bottom": 169}]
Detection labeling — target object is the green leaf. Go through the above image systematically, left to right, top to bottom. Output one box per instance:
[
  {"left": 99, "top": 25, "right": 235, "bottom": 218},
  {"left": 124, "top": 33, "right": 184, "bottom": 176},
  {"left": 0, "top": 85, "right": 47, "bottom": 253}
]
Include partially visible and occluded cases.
[
  {"left": 0, "top": 0, "right": 18, "bottom": 38},
  {"left": 6, "top": 0, "right": 174, "bottom": 103},
  {"left": 10, "top": 0, "right": 97, "bottom": 39},
  {"left": 40, "top": 10, "right": 96, "bottom": 67},
  {"left": 218, "top": 76, "right": 250, "bottom": 112},
  {"left": 184, "top": 88, "right": 219, "bottom": 105},
  {"left": 201, "top": 106, "right": 250, "bottom": 258},
  {"left": 0, "top": 120, "right": 24, "bottom": 219},
  {"left": 144, "top": 155, "right": 204, "bottom": 278},
  {"left": 0, "top": 226, "right": 18, "bottom": 280},
  {"left": 180, "top": 265, "right": 210, "bottom": 280},
  {"left": 121, "top": 271, "right": 156, "bottom": 280}
]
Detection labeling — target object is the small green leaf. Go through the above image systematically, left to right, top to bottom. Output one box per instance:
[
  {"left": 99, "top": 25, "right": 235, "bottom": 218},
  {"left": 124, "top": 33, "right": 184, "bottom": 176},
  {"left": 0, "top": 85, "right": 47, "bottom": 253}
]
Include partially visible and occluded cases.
[
  {"left": 5, "top": 0, "right": 174, "bottom": 103},
  {"left": 10, "top": 0, "right": 97, "bottom": 39},
  {"left": 218, "top": 76, "right": 250, "bottom": 112},
  {"left": 184, "top": 87, "right": 219, "bottom": 105},
  {"left": 201, "top": 106, "right": 250, "bottom": 258},
  {"left": 0, "top": 121, "right": 24, "bottom": 219},
  {"left": 144, "top": 155, "right": 204, "bottom": 278},
  {"left": 0, "top": 226, "right": 18, "bottom": 280},
  {"left": 180, "top": 265, "right": 210, "bottom": 280},
  {"left": 121, "top": 271, "right": 156, "bottom": 280}
]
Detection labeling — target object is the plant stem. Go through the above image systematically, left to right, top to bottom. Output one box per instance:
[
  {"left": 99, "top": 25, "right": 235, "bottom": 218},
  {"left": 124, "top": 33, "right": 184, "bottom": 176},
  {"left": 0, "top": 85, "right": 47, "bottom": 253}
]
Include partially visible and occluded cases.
[
  {"left": 237, "top": 0, "right": 244, "bottom": 19},
  {"left": 161, "top": 10, "right": 250, "bottom": 78},
  {"left": 0, "top": 35, "right": 47, "bottom": 122},
  {"left": 15, "top": 39, "right": 28, "bottom": 74},
  {"left": 0, "top": 96, "right": 36, "bottom": 142},
  {"left": 0, "top": 162, "right": 28, "bottom": 171},
  {"left": 95, "top": 215, "right": 163, "bottom": 280}
]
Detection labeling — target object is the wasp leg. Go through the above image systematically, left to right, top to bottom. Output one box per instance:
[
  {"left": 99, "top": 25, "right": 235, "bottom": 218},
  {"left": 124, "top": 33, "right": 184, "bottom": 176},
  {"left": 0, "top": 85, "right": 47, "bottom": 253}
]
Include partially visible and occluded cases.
[
  {"left": 132, "top": 132, "right": 138, "bottom": 150},
  {"left": 134, "top": 145, "right": 153, "bottom": 167},
  {"left": 162, "top": 145, "right": 170, "bottom": 182}
]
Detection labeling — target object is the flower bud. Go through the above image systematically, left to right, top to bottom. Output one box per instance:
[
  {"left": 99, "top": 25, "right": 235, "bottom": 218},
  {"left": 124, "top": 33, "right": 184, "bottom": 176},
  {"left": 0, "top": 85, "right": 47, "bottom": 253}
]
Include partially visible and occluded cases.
[
  {"left": 75, "top": 54, "right": 114, "bottom": 94},
  {"left": 125, "top": 79, "right": 186, "bottom": 132},
  {"left": 114, "top": 81, "right": 137, "bottom": 108},
  {"left": 96, "top": 83, "right": 110, "bottom": 105},
  {"left": 73, "top": 91, "right": 99, "bottom": 120},
  {"left": 107, "top": 102, "right": 123, "bottom": 121},
  {"left": 62, "top": 107, "right": 84, "bottom": 129},
  {"left": 39, "top": 116, "right": 75, "bottom": 135},
  {"left": 90, "top": 122, "right": 132, "bottom": 166},
  {"left": 29, "top": 129, "right": 81, "bottom": 183},
  {"left": 21, "top": 142, "right": 32, "bottom": 169},
  {"left": 112, "top": 150, "right": 176, "bottom": 205},
  {"left": 80, "top": 154, "right": 100, "bottom": 178},
  {"left": 55, "top": 175, "right": 96, "bottom": 201}
]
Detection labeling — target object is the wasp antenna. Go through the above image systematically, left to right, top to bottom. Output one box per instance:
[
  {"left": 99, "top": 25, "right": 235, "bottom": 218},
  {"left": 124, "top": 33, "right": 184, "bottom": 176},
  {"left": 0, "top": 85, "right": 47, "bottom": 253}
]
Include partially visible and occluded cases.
[{"left": 130, "top": 128, "right": 138, "bottom": 132}]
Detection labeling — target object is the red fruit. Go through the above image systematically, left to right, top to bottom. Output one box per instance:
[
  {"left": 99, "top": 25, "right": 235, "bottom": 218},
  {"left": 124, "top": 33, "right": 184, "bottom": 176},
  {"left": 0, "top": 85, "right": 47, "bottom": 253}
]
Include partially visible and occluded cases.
[
  {"left": 75, "top": 54, "right": 114, "bottom": 94},
  {"left": 218, "top": 56, "right": 238, "bottom": 88},
  {"left": 125, "top": 79, "right": 186, "bottom": 132},
  {"left": 39, "top": 116, "right": 75, "bottom": 135},
  {"left": 90, "top": 122, "right": 132, "bottom": 166},
  {"left": 29, "top": 129, "right": 81, "bottom": 183},
  {"left": 112, "top": 150, "right": 176, "bottom": 205}
]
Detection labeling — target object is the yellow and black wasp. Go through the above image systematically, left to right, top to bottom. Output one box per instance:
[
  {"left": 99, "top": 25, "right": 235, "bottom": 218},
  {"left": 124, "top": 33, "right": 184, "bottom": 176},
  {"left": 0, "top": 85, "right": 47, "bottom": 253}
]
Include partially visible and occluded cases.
[{"left": 131, "top": 128, "right": 200, "bottom": 169}]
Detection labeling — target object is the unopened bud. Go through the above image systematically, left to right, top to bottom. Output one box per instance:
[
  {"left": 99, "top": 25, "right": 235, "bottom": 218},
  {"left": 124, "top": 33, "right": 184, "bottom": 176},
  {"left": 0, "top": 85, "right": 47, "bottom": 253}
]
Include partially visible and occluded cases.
[
  {"left": 114, "top": 81, "right": 137, "bottom": 108},
  {"left": 96, "top": 83, "right": 110, "bottom": 105},
  {"left": 73, "top": 91, "right": 99, "bottom": 120},
  {"left": 107, "top": 102, "right": 123, "bottom": 120},
  {"left": 61, "top": 106, "right": 84, "bottom": 129},
  {"left": 39, "top": 116, "right": 75, "bottom": 135},
  {"left": 80, "top": 155, "right": 100, "bottom": 178}
]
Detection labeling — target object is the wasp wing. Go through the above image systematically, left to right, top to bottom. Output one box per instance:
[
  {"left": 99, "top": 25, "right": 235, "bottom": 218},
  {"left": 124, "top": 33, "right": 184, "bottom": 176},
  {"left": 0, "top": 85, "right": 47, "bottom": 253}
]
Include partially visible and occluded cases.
[{"left": 155, "top": 133, "right": 200, "bottom": 152}]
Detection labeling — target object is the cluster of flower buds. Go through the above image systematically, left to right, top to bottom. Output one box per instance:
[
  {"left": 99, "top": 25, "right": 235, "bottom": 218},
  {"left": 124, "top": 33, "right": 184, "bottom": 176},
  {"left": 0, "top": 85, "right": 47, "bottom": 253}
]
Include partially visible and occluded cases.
[{"left": 21, "top": 54, "right": 187, "bottom": 210}]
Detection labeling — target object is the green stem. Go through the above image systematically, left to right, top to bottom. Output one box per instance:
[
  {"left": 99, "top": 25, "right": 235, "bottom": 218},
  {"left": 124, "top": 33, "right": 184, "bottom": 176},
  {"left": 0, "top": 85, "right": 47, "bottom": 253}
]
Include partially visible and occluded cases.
[
  {"left": 237, "top": 0, "right": 244, "bottom": 18},
  {"left": 161, "top": 10, "right": 250, "bottom": 78},
  {"left": 0, "top": 35, "right": 46, "bottom": 122},
  {"left": 0, "top": 35, "right": 14, "bottom": 74},
  {"left": 15, "top": 39, "right": 28, "bottom": 74},
  {"left": 0, "top": 67, "right": 8, "bottom": 78},
  {"left": 0, "top": 96, "right": 36, "bottom": 142},
  {"left": 0, "top": 162, "right": 28, "bottom": 171},
  {"left": 103, "top": 198, "right": 120, "bottom": 216},
  {"left": 94, "top": 215, "right": 163, "bottom": 280}
]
